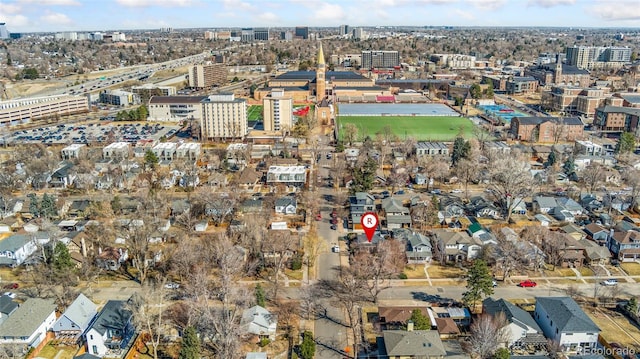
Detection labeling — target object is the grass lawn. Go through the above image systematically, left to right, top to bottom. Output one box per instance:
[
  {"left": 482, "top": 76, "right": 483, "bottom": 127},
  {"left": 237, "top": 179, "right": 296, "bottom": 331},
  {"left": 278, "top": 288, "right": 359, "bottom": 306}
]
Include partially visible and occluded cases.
[
  {"left": 247, "top": 105, "right": 263, "bottom": 121},
  {"left": 337, "top": 115, "right": 475, "bottom": 141},
  {"left": 621, "top": 262, "right": 640, "bottom": 275},
  {"left": 426, "top": 264, "right": 465, "bottom": 279},
  {"left": 403, "top": 265, "right": 426, "bottom": 279},
  {"left": 544, "top": 267, "right": 576, "bottom": 277},
  {"left": 579, "top": 267, "right": 594, "bottom": 276},
  {"left": 285, "top": 269, "right": 303, "bottom": 280},
  {"left": 586, "top": 307, "right": 640, "bottom": 349},
  {"left": 36, "top": 345, "right": 77, "bottom": 359}
]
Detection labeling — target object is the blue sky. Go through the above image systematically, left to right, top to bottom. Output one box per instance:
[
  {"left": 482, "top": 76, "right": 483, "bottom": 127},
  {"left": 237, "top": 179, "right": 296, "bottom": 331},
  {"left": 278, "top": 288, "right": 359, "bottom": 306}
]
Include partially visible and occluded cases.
[{"left": 1, "top": 0, "right": 639, "bottom": 33}]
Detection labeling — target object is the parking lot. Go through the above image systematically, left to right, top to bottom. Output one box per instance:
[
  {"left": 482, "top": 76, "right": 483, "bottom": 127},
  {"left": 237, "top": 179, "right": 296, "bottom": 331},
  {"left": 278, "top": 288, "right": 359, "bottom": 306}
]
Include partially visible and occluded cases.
[{"left": 7, "top": 121, "right": 181, "bottom": 145}]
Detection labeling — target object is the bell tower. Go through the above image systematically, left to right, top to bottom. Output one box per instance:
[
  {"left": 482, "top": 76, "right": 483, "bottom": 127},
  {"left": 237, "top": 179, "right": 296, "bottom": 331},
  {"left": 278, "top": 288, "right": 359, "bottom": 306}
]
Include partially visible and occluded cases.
[{"left": 316, "top": 42, "right": 326, "bottom": 100}]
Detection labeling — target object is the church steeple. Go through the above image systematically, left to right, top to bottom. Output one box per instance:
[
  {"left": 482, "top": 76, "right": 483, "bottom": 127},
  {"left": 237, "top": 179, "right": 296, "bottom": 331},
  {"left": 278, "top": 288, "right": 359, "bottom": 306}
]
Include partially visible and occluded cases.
[{"left": 315, "top": 41, "right": 326, "bottom": 100}]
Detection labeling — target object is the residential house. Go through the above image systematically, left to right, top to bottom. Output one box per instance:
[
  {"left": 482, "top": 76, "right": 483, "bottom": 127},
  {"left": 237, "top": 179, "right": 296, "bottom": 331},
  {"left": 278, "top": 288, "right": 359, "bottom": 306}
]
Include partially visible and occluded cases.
[
  {"left": 415, "top": 142, "right": 450, "bottom": 156},
  {"left": 61, "top": 143, "right": 85, "bottom": 160},
  {"left": 49, "top": 163, "right": 77, "bottom": 188},
  {"left": 266, "top": 166, "right": 307, "bottom": 187},
  {"left": 232, "top": 168, "right": 261, "bottom": 191},
  {"left": 349, "top": 192, "right": 375, "bottom": 230},
  {"left": 580, "top": 194, "right": 602, "bottom": 212},
  {"left": 275, "top": 196, "right": 297, "bottom": 215},
  {"left": 439, "top": 196, "right": 465, "bottom": 219},
  {"left": 468, "top": 196, "right": 501, "bottom": 219},
  {"left": 534, "top": 196, "right": 558, "bottom": 214},
  {"left": 511, "top": 197, "right": 527, "bottom": 215},
  {"left": 241, "top": 198, "right": 264, "bottom": 213},
  {"left": 382, "top": 198, "right": 411, "bottom": 230},
  {"left": 556, "top": 198, "right": 585, "bottom": 216},
  {"left": 67, "top": 200, "right": 91, "bottom": 218},
  {"left": 552, "top": 207, "right": 575, "bottom": 223},
  {"left": 534, "top": 214, "right": 553, "bottom": 227},
  {"left": 194, "top": 221, "right": 209, "bottom": 232},
  {"left": 561, "top": 223, "right": 586, "bottom": 241},
  {"left": 584, "top": 223, "right": 609, "bottom": 244},
  {"left": 394, "top": 229, "right": 432, "bottom": 263},
  {"left": 434, "top": 230, "right": 482, "bottom": 262},
  {"left": 608, "top": 230, "right": 640, "bottom": 262},
  {"left": 0, "top": 233, "right": 38, "bottom": 267},
  {"left": 544, "top": 234, "right": 585, "bottom": 268},
  {"left": 579, "top": 239, "right": 611, "bottom": 265},
  {"left": 95, "top": 247, "right": 128, "bottom": 271},
  {"left": 53, "top": 293, "right": 98, "bottom": 339},
  {"left": 0, "top": 294, "right": 18, "bottom": 325},
  {"left": 533, "top": 297, "right": 600, "bottom": 353},
  {"left": 0, "top": 298, "right": 57, "bottom": 348},
  {"left": 482, "top": 298, "right": 546, "bottom": 348},
  {"left": 84, "top": 300, "right": 135, "bottom": 358},
  {"left": 240, "top": 306, "right": 277, "bottom": 341},
  {"left": 378, "top": 306, "right": 428, "bottom": 329},
  {"left": 431, "top": 307, "right": 471, "bottom": 327},
  {"left": 434, "top": 318, "right": 460, "bottom": 339},
  {"left": 377, "top": 328, "right": 447, "bottom": 359},
  {"left": 246, "top": 353, "right": 268, "bottom": 359}
]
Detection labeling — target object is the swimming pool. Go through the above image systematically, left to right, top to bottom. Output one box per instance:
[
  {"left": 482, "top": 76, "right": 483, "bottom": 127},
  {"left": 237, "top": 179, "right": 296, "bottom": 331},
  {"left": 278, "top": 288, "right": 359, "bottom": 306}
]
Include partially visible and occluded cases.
[{"left": 478, "top": 104, "right": 525, "bottom": 124}]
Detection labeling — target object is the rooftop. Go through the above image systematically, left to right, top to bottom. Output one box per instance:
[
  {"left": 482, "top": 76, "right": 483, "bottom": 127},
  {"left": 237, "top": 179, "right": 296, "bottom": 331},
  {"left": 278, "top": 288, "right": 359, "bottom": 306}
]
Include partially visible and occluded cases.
[{"left": 0, "top": 298, "right": 56, "bottom": 338}]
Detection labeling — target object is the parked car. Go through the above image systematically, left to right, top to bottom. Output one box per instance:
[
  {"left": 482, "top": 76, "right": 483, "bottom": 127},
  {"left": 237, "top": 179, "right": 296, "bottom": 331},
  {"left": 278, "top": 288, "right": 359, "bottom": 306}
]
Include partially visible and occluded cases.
[
  {"left": 450, "top": 189, "right": 463, "bottom": 193},
  {"left": 395, "top": 190, "right": 405, "bottom": 195},
  {"left": 381, "top": 191, "right": 390, "bottom": 198},
  {"left": 315, "top": 213, "right": 322, "bottom": 221},
  {"left": 330, "top": 224, "right": 337, "bottom": 230},
  {"left": 331, "top": 244, "right": 340, "bottom": 253},
  {"left": 492, "top": 279, "right": 498, "bottom": 287},
  {"left": 601, "top": 279, "right": 618, "bottom": 286},
  {"left": 519, "top": 280, "right": 537, "bottom": 288},
  {"left": 164, "top": 282, "right": 180, "bottom": 289},
  {"left": 3, "top": 283, "right": 18, "bottom": 290}
]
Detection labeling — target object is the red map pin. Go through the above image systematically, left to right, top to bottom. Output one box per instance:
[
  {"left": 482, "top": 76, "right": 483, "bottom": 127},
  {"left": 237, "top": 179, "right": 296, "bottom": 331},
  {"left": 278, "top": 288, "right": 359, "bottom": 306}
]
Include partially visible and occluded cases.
[{"left": 361, "top": 212, "right": 379, "bottom": 243}]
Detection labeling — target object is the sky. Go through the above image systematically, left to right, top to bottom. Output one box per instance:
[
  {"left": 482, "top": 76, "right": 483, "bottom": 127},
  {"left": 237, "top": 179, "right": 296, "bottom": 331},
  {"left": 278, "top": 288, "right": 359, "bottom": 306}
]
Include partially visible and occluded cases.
[{"left": 0, "top": 0, "right": 639, "bottom": 33}]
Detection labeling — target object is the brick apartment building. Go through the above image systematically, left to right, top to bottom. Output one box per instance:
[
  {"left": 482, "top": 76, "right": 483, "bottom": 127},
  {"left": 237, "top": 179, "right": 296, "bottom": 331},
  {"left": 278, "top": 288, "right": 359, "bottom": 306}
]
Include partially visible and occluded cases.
[{"left": 511, "top": 116, "right": 584, "bottom": 142}]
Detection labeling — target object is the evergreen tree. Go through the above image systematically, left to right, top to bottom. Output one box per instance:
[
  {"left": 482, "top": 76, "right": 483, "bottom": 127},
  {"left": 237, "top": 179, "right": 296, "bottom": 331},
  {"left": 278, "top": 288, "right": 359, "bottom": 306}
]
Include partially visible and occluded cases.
[
  {"left": 469, "top": 83, "right": 482, "bottom": 99},
  {"left": 137, "top": 105, "right": 149, "bottom": 120},
  {"left": 616, "top": 132, "right": 636, "bottom": 154},
  {"left": 451, "top": 137, "right": 470, "bottom": 165},
  {"left": 144, "top": 150, "right": 159, "bottom": 169},
  {"left": 546, "top": 150, "right": 557, "bottom": 167},
  {"left": 563, "top": 156, "right": 576, "bottom": 176},
  {"left": 350, "top": 157, "right": 378, "bottom": 193},
  {"left": 41, "top": 193, "right": 57, "bottom": 219},
  {"left": 28, "top": 194, "right": 41, "bottom": 218},
  {"left": 53, "top": 241, "right": 74, "bottom": 272},
  {"left": 462, "top": 260, "right": 494, "bottom": 311},
  {"left": 255, "top": 283, "right": 266, "bottom": 307},
  {"left": 626, "top": 297, "right": 638, "bottom": 315},
  {"left": 409, "top": 309, "right": 431, "bottom": 330},
  {"left": 179, "top": 326, "right": 200, "bottom": 359},
  {"left": 299, "top": 331, "right": 316, "bottom": 359},
  {"left": 494, "top": 347, "right": 510, "bottom": 359}
]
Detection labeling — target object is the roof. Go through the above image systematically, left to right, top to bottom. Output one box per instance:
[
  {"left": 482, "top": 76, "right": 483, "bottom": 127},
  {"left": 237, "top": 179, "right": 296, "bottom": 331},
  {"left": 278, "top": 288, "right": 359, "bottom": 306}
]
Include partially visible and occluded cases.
[
  {"left": 617, "top": 93, "right": 640, "bottom": 105},
  {"left": 148, "top": 95, "right": 207, "bottom": 104},
  {"left": 598, "top": 105, "right": 640, "bottom": 117},
  {"left": 514, "top": 116, "right": 583, "bottom": 126},
  {"left": 534, "top": 196, "right": 558, "bottom": 209},
  {"left": 382, "top": 198, "right": 408, "bottom": 214},
  {"left": 584, "top": 223, "right": 607, "bottom": 235},
  {"left": 0, "top": 233, "right": 33, "bottom": 252},
  {"left": 58, "top": 293, "right": 98, "bottom": 331},
  {"left": 0, "top": 295, "right": 18, "bottom": 316},
  {"left": 535, "top": 297, "right": 600, "bottom": 333},
  {"left": 0, "top": 298, "right": 56, "bottom": 338},
  {"left": 483, "top": 298, "right": 541, "bottom": 332},
  {"left": 87, "top": 300, "right": 132, "bottom": 335},
  {"left": 241, "top": 305, "right": 277, "bottom": 336},
  {"left": 379, "top": 306, "right": 427, "bottom": 323},
  {"left": 435, "top": 317, "right": 460, "bottom": 335},
  {"left": 381, "top": 330, "right": 447, "bottom": 357},
  {"left": 246, "top": 353, "right": 268, "bottom": 359},
  {"left": 74, "top": 354, "right": 101, "bottom": 359}
]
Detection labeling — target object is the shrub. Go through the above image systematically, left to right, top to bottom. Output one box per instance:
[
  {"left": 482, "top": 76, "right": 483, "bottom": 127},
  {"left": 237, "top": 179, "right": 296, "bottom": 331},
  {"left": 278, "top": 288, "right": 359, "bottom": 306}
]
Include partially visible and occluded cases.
[
  {"left": 398, "top": 272, "right": 408, "bottom": 279},
  {"left": 259, "top": 338, "right": 271, "bottom": 347}
]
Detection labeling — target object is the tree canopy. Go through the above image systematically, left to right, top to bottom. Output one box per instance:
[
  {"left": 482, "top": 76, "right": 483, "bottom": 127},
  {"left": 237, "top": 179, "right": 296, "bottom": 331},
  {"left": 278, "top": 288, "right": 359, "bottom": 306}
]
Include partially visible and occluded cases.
[
  {"left": 616, "top": 132, "right": 636, "bottom": 154},
  {"left": 462, "top": 259, "right": 494, "bottom": 310},
  {"left": 409, "top": 309, "right": 431, "bottom": 330},
  {"left": 179, "top": 326, "right": 201, "bottom": 359},
  {"left": 299, "top": 331, "right": 315, "bottom": 359}
]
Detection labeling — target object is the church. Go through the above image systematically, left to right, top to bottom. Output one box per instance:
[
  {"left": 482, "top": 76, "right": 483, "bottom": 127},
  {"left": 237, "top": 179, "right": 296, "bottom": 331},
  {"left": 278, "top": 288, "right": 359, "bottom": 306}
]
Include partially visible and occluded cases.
[{"left": 253, "top": 42, "right": 391, "bottom": 103}]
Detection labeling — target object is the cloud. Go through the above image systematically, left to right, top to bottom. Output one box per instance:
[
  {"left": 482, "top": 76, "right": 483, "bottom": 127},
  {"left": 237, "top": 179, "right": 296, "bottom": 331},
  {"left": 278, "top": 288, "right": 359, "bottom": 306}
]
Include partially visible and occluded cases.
[
  {"left": 19, "top": 0, "right": 80, "bottom": 5},
  {"left": 114, "top": 0, "right": 194, "bottom": 8},
  {"left": 221, "top": 0, "right": 255, "bottom": 11},
  {"left": 370, "top": 0, "right": 452, "bottom": 5},
  {"left": 466, "top": 0, "right": 507, "bottom": 10},
  {"left": 527, "top": 0, "right": 575, "bottom": 7},
  {"left": 589, "top": 1, "right": 640, "bottom": 21},
  {"left": 311, "top": 2, "right": 346, "bottom": 21},
  {"left": 0, "top": 3, "right": 22, "bottom": 14},
  {"left": 452, "top": 8, "right": 475, "bottom": 20},
  {"left": 40, "top": 11, "right": 73, "bottom": 25},
  {"left": 257, "top": 12, "right": 279, "bottom": 22},
  {"left": 4, "top": 14, "right": 30, "bottom": 27}
]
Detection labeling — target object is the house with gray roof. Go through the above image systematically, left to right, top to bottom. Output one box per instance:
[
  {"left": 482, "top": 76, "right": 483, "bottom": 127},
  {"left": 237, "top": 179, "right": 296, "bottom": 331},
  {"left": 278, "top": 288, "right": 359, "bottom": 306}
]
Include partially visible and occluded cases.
[
  {"left": 274, "top": 196, "right": 297, "bottom": 215},
  {"left": 533, "top": 196, "right": 558, "bottom": 214},
  {"left": 382, "top": 198, "right": 411, "bottom": 230},
  {"left": 393, "top": 229, "right": 432, "bottom": 263},
  {"left": 433, "top": 229, "right": 481, "bottom": 263},
  {"left": 0, "top": 233, "right": 39, "bottom": 266},
  {"left": 54, "top": 293, "right": 98, "bottom": 339},
  {"left": 0, "top": 294, "right": 18, "bottom": 326},
  {"left": 533, "top": 297, "right": 600, "bottom": 353},
  {"left": 0, "top": 298, "right": 57, "bottom": 348},
  {"left": 483, "top": 298, "right": 545, "bottom": 348},
  {"left": 84, "top": 300, "right": 135, "bottom": 358},
  {"left": 240, "top": 305, "right": 277, "bottom": 340},
  {"left": 377, "top": 327, "right": 447, "bottom": 359}
]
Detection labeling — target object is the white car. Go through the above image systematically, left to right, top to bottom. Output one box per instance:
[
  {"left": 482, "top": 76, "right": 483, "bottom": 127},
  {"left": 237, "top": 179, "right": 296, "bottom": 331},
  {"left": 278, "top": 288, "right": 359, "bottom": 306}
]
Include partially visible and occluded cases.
[
  {"left": 450, "top": 189, "right": 463, "bottom": 193},
  {"left": 331, "top": 244, "right": 340, "bottom": 253},
  {"left": 601, "top": 279, "right": 618, "bottom": 286},
  {"left": 164, "top": 282, "right": 180, "bottom": 289}
]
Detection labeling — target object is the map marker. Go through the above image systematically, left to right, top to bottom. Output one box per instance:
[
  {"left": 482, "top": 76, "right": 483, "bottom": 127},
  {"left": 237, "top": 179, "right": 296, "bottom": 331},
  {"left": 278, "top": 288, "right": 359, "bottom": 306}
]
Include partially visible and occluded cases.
[{"left": 361, "top": 212, "right": 379, "bottom": 243}]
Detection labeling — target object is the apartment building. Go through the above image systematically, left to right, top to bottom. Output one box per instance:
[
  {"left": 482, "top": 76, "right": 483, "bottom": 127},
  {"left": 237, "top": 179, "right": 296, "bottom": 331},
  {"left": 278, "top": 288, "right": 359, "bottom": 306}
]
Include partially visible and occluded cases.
[
  {"left": 566, "top": 46, "right": 631, "bottom": 70},
  {"left": 361, "top": 50, "right": 400, "bottom": 69},
  {"left": 188, "top": 63, "right": 228, "bottom": 89},
  {"left": 483, "top": 75, "right": 538, "bottom": 94},
  {"left": 131, "top": 84, "right": 176, "bottom": 103},
  {"left": 543, "top": 86, "right": 620, "bottom": 117},
  {"left": 263, "top": 89, "right": 293, "bottom": 133},
  {"left": 200, "top": 94, "right": 248, "bottom": 140},
  {"left": 0, "top": 95, "right": 89, "bottom": 126},
  {"left": 594, "top": 105, "right": 640, "bottom": 133},
  {"left": 511, "top": 116, "right": 584, "bottom": 142},
  {"left": 266, "top": 166, "right": 307, "bottom": 186}
]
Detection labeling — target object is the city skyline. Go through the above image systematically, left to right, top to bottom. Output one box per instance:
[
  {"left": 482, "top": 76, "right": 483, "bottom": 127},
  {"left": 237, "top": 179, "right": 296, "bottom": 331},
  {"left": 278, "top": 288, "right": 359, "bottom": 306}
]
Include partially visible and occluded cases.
[{"left": 0, "top": 0, "right": 639, "bottom": 34}]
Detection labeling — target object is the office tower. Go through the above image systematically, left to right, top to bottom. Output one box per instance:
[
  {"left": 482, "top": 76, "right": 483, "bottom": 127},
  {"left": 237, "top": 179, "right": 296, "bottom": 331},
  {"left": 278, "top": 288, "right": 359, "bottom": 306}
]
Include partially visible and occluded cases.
[
  {"left": 295, "top": 26, "right": 309, "bottom": 39},
  {"left": 361, "top": 51, "right": 400, "bottom": 69},
  {"left": 188, "top": 63, "right": 228, "bottom": 89}
]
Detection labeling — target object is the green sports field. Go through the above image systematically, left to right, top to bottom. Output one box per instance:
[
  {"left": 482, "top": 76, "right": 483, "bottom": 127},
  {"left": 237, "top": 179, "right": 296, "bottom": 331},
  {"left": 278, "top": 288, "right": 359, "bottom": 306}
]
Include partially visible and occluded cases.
[
  {"left": 247, "top": 105, "right": 263, "bottom": 121},
  {"left": 337, "top": 115, "right": 475, "bottom": 141}
]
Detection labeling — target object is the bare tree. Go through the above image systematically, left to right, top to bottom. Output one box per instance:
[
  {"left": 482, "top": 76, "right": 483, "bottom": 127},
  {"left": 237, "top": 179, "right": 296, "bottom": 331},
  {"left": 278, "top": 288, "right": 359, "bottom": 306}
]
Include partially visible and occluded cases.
[
  {"left": 550, "top": 118, "right": 567, "bottom": 144},
  {"left": 343, "top": 123, "right": 359, "bottom": 146},
  {"left": 487, "top": 153, "right": 532, "bottom": 222},
  {"left": 454, "top": 158, "right": 478, "bottom": 200},
  {"left": 581, "top": 163, "right": 605, "bottom": 194},
  {"left": 622, "top": 168, "right": 640, "bottom": 212},
  {"left": 261, "top": 230, "right": 298, "bottom": 301},
  {"left": 351, "top": 239, "right": 406, "bottom": 303},
  {"left": 128, "top": 282, "right": 167, "bottom": 359},
  {"left": 463, "top": 313, "right": 510, "bottom": 359}
]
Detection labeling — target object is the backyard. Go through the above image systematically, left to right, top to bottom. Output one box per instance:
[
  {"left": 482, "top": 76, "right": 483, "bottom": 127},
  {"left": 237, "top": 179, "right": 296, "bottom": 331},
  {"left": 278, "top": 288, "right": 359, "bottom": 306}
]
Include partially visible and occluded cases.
[{"left": 337, "top": 115, "right": 475, "bottom": 141}]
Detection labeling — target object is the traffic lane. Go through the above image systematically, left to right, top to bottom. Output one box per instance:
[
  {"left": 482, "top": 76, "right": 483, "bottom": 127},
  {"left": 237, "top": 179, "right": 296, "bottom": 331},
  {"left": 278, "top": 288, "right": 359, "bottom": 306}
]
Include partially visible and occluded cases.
[{"left": 314, "top": 302, "right": 350, "bottom": 359}]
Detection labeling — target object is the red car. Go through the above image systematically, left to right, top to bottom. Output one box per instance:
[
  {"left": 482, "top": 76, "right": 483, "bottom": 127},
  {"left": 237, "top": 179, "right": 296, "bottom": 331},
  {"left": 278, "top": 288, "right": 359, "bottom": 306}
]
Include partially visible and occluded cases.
[
  {"left": 315, "top": 213, "right": 322, "bottom": 221},
  {"left": 519, "top": 280, "right": 537, "bottom": 288},
  {"left": 3, "top": 283, "right": 18, "bottom": 290}
]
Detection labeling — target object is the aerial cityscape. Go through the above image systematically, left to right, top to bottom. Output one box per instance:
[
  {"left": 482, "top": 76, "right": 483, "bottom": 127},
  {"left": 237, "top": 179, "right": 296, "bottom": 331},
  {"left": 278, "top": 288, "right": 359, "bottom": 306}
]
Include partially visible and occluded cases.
[{"left": 1, "top": 2, "right": 640, "bottom": 359}]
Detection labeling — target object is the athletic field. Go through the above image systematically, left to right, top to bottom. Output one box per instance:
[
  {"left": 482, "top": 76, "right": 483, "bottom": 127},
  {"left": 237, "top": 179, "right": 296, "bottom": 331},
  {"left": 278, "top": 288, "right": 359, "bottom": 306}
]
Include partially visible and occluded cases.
[
  {"left": 247, "top": 105, "right": 263, "bottom": 121},
  {"left": 337, "top": 115, "right": 475, "bottom": 141}
]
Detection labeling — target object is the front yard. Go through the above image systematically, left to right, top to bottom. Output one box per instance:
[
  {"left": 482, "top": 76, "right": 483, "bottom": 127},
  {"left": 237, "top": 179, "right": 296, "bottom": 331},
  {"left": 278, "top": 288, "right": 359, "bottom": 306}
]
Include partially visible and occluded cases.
[
  {"left": 621, "top": 262, "right": 640, "bottom": 276},
  {"left": 426, "top": 264, "right": 465, "bottom": 279},
  {"left": 403, "top": 265, "right": 427, "bottom": 279},
  {"left": 34, "top": 344, "right": 78, "bottom": 359}
]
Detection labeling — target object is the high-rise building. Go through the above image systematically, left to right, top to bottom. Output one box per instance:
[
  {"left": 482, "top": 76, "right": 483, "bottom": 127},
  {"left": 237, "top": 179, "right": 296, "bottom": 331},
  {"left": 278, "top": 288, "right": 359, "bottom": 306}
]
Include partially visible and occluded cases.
[
  {"left": 0, "top": 23, "right": 11, "bottom": 40},
  {"left": 339, "top": 25, "right": 349, "bottom": 36},
  {"left": 295, "top": 27, "right": 309, "bottom": 40},
  {"left": 241, "top": 28, "right": 254, "bottom": 42},
  {"left": 254, "top": 28, "right": 269, "bottom": 41},
  {"left": 352, "top": 28, "right": 366, "bottom": 40},
  {"left": 280, "top": 31, "right": 293, "bottom": 41},
  {"left": 566, "top": 46, "right": 631, "bottom": 70},
  {"left": 361, "top": 51, "right": 400, "bottom": 69},
  {"left": 188, "top": 63, "right": 228, "bottom": 89},
  {"left": 263, "top": 89, "right": 293, "bottom": 132},
  {"left": 200, "top": 94, "right": 248, "bottom": 140}
]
